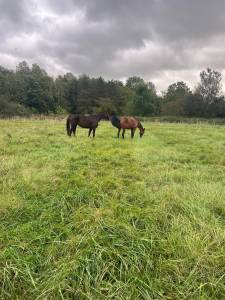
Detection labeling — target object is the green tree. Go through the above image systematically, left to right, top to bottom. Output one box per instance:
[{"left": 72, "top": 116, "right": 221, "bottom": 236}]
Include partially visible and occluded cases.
[
  {"left": 14, "top": 61, "right": 57, "bottom": 113},
  {"left": 15, "top": 61, "right": 31, "bottom": 106},
  {"left": 0, "top": 66, "right": 17, "bottom": 100},
  {"left": 197, "top": 68, "right": 222, "bottom": 104},
  {"left": 55, "top": 73, "right": 77, "bottom": 112},
  {"left": 126, "top": 76, "right": 145, "bottom": 89},
  {"left": 126, "top": 77, "right": 160, "bottom": 116},
  {"left": 162, "top": 81, "right": 191, "bottom": 115},
  {"left": 164, "top": 81, "right": 191, "bottom": 102},
  {"left": 134, "top": 84, "right": 158, "bottom": 116}
]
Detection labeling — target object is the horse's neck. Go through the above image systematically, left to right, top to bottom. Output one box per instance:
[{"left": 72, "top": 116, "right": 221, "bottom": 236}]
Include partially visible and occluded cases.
[
  {"left": 97, "top": 115, "right": 103, "bottom": 121},
  {"left": 111, "top": 115, "right": 120, "bottom": 128},
  {"left": 111, "top": 115, "right": 118, "bottom": 122},
  {"left": 138, "top": 122, "right": 143, "bottom": 131}
]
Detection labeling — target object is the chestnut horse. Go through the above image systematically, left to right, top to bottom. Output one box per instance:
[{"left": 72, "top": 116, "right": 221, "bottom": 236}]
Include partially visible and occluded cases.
[
  {"left": 66, "top": 114, "right": 108, "bottom": 137},
  {"left": 109, "top": 115, "right": 145, "bottom": 138}
]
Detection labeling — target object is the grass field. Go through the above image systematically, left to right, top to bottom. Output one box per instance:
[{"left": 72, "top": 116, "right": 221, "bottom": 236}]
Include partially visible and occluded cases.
[{"left": 1, "top": 118, "right": 225, "bottom": 299}]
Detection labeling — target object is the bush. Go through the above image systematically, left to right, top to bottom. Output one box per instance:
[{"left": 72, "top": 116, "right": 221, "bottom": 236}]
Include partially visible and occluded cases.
[{"left": 0, "top": 96, "right": 31, "bottom": 118}]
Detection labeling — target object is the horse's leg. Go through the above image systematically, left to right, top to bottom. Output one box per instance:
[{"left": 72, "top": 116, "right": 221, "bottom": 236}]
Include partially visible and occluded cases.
[
  {"left": 67, "top": 117, "right": 72, "bottom": 136},
  {"left": 70, "top": 121, "right": 76, "bottom": 136},
  {"left": 69, "top": 122, "right": 73, "bottom": 136},
  {"left": 69, "top": 123, "right": 72, "bottom": 136},
  {"left": 73, "top": 124, "right": 77, "bottom": 136},
  {"left": 88, "top": 128, "right": 92, "bottom": 137},
  {"left": 93, "top": 128, "right": 96, "bottom": 138},
  {"left": 118, "top": 128, "right": 121, "bottom": 138},
  {"left": 131, "top": 128, "right": 134, "bottom": 138},
  {"left": 122, "top": 129, "right": 125, "bottom": 139}
]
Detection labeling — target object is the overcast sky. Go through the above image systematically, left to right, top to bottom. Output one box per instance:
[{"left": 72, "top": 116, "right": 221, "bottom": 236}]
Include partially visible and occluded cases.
[{"left": 1, "top": 0, "right": 225, "bottom": 92}]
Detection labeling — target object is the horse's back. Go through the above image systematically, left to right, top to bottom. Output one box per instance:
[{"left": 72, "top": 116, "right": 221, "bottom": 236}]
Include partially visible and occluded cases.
[
  {"left": 68, "top": 114, "right": 79, "bottom": 122},
  {"left": 78, "top": 115, "right": 98, "bottom": 128},
  {"left": 120, "top": 116, "right": 139, "bottom": 129}
]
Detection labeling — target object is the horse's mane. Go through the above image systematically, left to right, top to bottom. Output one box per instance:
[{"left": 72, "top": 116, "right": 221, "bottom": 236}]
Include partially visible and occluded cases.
[
  {"left": 110, "top": 115, "right": 121, "bottom": 129},
  {"left": 138, "top": 120, "right": 143, "bottom": 130}
]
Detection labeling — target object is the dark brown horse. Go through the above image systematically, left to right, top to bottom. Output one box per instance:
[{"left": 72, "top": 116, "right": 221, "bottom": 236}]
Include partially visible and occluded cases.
[
  {"left": 66, "top": 114, "right": 108, "bottom": 137},
  {"left": 109, "top": 115, "right": 145, "bottom": 138},
  {"left": 109, "top": 115, "right": 121, "bottom": 138}
]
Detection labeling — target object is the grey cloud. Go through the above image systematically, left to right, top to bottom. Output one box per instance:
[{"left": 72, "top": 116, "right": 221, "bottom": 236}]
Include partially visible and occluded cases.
[
  {"left": 0, "top": 0, "right": 39, "bottom": 36},
  {"left": 0, "top": 0, "right": 27, "bottom": 22},
  {"left": 1, "top": 0, "right": 225, "bottom": 91},
  {"left": 151, "top": 0, "right": 225, "bottom": 42}
]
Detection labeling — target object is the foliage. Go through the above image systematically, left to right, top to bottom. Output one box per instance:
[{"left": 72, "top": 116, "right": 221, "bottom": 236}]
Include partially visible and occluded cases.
[
  {"left": 1, "top": 62, "right": 225, "bottom": 118},
  {"left": 197, "top": 68, "right": 222, "bottom": 104},
  {"left": 161, "top": 73, "right": 225, "bottom": 118},
  {"left": 126, "top": 76, "right": 146, "bottom": 89},
  {"left": 126, "top": 77, "right": 160, "bottom": 116},
  {"left": 161, "top": 81, "right": 192, "bottom": 115},
  {"left": 164, "top": 81, "right": 191, "bottom": 103},
  {"left": 0, "top": 95, "right": 31, "bottom": 117}
]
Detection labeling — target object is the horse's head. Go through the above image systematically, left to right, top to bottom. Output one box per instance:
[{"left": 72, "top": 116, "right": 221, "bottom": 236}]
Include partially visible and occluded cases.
[
  {"left": 99, "top": 113, "right": 109, "bottom": 120},
  {"left": 139, "top": 127, "right": 145, "bottom": 138}
]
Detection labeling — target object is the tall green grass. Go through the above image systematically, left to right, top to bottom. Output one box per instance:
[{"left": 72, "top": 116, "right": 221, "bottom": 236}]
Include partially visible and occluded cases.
[{"left": 1, "top": 119, "right": 225, "bottom": 299}]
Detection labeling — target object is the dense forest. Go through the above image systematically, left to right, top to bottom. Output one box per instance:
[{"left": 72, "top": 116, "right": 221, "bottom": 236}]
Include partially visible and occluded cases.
[{"left": 0, "top": 61, "right": 225, "bottom": 118}]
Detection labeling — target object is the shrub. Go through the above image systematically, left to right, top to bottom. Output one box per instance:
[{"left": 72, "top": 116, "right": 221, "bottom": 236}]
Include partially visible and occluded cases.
[{"left": 0, "top": 96, "right": 31, "bottom": 118}]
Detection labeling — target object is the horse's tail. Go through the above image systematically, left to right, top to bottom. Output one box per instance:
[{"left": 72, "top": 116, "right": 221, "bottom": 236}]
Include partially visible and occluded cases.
[{"left": 66, "top": 116, "right": 71, "bottom": 136}]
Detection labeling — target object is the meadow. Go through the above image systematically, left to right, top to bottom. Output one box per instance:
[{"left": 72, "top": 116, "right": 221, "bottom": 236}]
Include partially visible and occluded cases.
[{"left": 0, "top": 118, "right": 225, "bottom": 299}]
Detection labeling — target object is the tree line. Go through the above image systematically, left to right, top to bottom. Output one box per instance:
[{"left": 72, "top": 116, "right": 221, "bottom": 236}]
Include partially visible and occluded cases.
[{"left": 0, "top": 61, "right": 225, "bottom": 118}]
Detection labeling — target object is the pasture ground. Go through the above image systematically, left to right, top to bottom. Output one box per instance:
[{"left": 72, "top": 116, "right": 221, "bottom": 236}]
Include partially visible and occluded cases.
[{"left": 0, "top": 118, "right": 225, "bottom": 299}]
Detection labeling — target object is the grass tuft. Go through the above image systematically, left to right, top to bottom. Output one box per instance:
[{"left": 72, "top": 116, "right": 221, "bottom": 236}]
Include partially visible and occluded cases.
[{"left": 1, "top": 119, "right": 225, "bottom": 299}]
